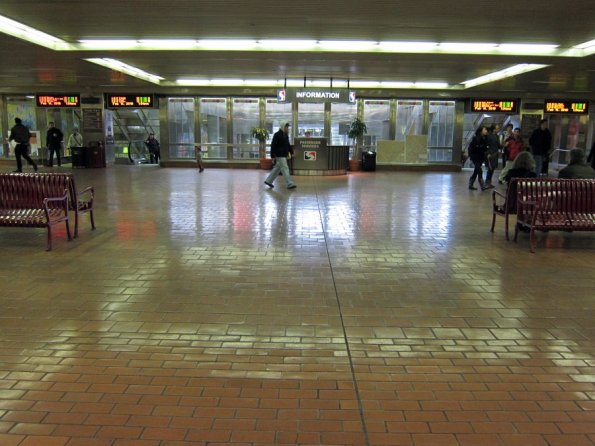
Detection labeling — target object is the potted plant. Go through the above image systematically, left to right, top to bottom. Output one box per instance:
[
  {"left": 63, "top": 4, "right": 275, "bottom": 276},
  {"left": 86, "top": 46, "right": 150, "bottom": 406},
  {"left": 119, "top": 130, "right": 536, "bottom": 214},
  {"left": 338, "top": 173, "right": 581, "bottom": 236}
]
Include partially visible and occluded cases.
[
  {"left": 348, "top": 117, "right": 367, "bottom": 171},
  {"left": 251, "top": 126, "right": 272, "bottom": 169}
]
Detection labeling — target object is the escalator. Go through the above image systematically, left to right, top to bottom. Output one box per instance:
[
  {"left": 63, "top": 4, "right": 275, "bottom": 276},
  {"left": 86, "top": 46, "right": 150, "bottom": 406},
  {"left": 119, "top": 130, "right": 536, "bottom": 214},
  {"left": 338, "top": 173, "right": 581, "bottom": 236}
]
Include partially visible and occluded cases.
[{"left": 109, "top": 108, "right": 160, "bottom": 164}]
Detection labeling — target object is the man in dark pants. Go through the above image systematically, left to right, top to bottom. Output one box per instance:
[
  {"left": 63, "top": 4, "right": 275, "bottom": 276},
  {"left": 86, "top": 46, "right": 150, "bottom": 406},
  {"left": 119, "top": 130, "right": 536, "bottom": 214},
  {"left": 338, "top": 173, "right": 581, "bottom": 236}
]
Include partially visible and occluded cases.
[
  {"left": 8, "top": 117, "right": 38, "bottom": 173},
  {"left": 529, "top": 119, "right": 552, "bottom": 176},
  {"left": 46, "top": 121, "right": 64, "bottom": 167},
  {"left": 264, "top": 123, "right": 296, "bottom": 189}
]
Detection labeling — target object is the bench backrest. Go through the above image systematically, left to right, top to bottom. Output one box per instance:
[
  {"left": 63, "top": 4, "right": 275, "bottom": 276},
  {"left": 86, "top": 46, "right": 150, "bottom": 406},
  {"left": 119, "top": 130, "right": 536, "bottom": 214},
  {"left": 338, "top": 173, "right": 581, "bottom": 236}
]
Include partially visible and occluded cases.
[
  {"left": 0, "top": 173, "right": 70, "bottom": 209},
  {"left": 516, "top": 178, "right": 595, "bottom": 215}
]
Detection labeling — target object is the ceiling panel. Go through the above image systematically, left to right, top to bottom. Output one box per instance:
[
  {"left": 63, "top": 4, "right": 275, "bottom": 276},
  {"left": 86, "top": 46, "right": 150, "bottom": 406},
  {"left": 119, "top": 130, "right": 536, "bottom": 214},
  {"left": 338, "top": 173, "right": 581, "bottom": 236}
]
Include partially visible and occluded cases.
[{"left": 0, "top": 1, "right": 594, "bottom": 97}]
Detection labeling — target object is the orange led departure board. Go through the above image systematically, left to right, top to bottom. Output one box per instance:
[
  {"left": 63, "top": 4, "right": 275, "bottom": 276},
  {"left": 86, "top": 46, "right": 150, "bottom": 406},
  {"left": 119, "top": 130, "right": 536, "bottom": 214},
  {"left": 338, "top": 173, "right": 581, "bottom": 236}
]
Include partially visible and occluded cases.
[
  {"left": 36, "top": 94, "right": 80, "bottom": 107},
  {"left": 105, "top": 94, "right": 154, "bottom": 108},
  {"left": 471, "top": 99, "right": 518, "bottom": 113},
  {"left": 544, "top": 100, "right": 589, "bottom": 114}
]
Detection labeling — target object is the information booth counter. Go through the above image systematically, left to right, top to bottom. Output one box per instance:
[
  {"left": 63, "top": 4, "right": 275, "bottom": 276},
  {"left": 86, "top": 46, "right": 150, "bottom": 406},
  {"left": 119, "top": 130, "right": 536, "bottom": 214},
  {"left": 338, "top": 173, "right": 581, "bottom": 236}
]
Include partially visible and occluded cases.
[{"left": 291, "top": 137, "right": 349, "bottom": 176}]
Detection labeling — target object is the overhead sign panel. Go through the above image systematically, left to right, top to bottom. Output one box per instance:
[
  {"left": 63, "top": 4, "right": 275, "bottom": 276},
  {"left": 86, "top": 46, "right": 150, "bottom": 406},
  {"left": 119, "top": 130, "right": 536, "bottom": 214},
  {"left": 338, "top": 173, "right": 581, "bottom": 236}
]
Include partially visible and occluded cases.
[
  {"left": 278, "top": 88, "right": 356, "bottom": 104},
  {"left": 36, "top": 94, "right": 80, "bottom": 107},
  {"left": 105, "top": 94, "right": 154, "bottom": 108},
  {"left": 471, "top": 99, "right": 518, "bottom": 113},
  {"left": 544, "top": 100, "right": 589, "bottom": 114}
]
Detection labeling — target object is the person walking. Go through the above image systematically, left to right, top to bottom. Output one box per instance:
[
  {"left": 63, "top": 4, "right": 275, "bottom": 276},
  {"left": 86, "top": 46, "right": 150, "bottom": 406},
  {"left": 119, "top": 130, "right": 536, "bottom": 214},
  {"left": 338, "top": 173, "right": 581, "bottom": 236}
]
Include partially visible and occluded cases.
[
  {"left": 8, "top": 117, "right": 38, "bottom": 172},
  {"left": 529, "top": 119, "right": 552, "bottom": 176},
  {"left": 46, "top": 121, "right": 64, "bottom": 167},
  {"left": 264, "top": 123, "right": 296, "bottom": 190},
  {"left": 484, "top": 124, "right": 500, "bottom": 188},
  {"left": 467, "top": 126, "right": 489, "bottom": 190},
  {"left": 144, "top": 132, "right": 160, "bottom": 164},
  {"left": 195, "top": 145, "right": 205, "bottom": 172}
]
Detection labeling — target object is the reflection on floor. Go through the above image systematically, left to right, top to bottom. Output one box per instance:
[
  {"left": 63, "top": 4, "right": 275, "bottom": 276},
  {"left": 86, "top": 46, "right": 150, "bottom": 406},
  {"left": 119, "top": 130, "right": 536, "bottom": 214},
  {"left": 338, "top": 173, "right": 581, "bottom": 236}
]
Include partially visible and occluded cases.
[{"left": 0, "top": 165, "right": 593, "bottom": 446}]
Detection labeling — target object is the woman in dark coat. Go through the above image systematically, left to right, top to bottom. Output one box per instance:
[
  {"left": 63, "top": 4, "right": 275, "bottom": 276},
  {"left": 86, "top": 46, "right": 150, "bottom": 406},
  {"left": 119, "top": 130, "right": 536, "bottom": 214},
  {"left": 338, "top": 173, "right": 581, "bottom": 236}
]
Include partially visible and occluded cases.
[{"left": 468, "top": 126, "right": 489, "bottom": 190}]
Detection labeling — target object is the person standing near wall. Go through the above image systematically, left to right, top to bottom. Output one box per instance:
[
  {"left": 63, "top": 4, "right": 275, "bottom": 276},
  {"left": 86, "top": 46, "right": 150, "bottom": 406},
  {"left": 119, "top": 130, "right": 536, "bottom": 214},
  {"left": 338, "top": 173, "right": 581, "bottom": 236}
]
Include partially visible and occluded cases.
[
  {"left": 8, "top": 117, "right": 38, "bottom": 173},
  {"left": 529, "top": 119, "right": 552, "bottom": 176},
  {"left": 46, "top": 121, "right": 64, "bottom": 167},
  {"left": 67, "top": 127, "right": 83, "bottom": 151},
  {"left": 144, "top": 132, "right": 160, "bottom": 164}
]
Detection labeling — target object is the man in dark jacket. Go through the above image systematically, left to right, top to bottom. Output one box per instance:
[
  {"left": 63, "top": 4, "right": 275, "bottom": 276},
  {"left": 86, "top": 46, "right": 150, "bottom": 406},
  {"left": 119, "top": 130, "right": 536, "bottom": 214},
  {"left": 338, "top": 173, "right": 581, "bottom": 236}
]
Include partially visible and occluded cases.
[
  {"left": 8, "top": 117, "right": 38, "bottom": 173},
  {"left": 529, "top": 119, "right": 552, "bottom": 176},
  {"left": 46, "top": 121, "right": 64, "bottom": 167},
  {"left": 264, "top": 123, "right": 296, "bottom": 189}
]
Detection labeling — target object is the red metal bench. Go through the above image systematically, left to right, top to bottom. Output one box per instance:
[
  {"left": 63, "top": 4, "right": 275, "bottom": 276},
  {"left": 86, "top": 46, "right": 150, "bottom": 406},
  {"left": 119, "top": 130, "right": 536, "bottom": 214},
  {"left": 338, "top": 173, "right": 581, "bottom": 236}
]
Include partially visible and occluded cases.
[
  {"left": 0, "top": 173, "right": 72, "bottom": 250},
  {"left": 30, "top": 173, "right": 95, "bottom": 238},
  {"left": 514, "top": 178, "right": 595, "bottom": 252}
]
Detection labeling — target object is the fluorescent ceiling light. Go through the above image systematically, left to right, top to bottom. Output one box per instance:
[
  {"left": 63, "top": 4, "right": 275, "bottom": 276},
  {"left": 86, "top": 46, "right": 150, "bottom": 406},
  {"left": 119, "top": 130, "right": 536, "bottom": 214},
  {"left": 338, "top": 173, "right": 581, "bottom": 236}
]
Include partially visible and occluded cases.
[
  {"left": 0, "top": 14, "right": 71, "bottom": 50},
  {"left": 79, "top": 39, "right": 140, "bottom": 50},
  {"left": 138, "top": 39, "right": 198, "bottom": 50},
  {"left": 196, "top": 39, "right": 258, "bottom": 50},
  {"left": 258, "top": 39, "right": 318, "bottom": 51},
  {"left": 570, "top": 39, "right": 595, "bottom": 56},
  {"left": 574, "top": 39, "right": 595, "bottom": 49},
  {"left": 318, "top": 40, "right": 378, "bottom": 52},
  {"left": 378, "top": 41, "right": 438, "bottom": 52},
  {"left": 440, "top": 42, "right": 498, "bottom": 52},
  {"left": 497, "top": 44, "right": 558, "bottom": 55},
  {"left": 85, "top": 58, "right": 163, "bottom": 84},
  {"left": 462, "top": 63, "right": 549, "bottom": 89},
  {"left": 413, "top": 82, "right": 449, "bottom": 89}
]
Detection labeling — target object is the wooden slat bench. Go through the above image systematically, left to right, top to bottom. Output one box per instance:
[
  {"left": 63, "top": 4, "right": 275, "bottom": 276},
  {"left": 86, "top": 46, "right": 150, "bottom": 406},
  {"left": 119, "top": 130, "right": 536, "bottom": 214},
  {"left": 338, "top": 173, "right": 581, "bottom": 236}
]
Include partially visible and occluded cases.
[
  {"left": 0, "top": 173, "right": 72, "bottom": 250},
  {"left": 514, "top": 178, "right": 595, "bottom": 252}
]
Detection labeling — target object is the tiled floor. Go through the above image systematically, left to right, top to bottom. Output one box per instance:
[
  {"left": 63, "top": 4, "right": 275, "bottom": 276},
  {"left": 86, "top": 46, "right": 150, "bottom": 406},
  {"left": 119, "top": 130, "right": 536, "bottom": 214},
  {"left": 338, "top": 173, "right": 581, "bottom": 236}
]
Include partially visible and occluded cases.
[{"left": 0, "top": 164, "right": 594, "bottom": 446}]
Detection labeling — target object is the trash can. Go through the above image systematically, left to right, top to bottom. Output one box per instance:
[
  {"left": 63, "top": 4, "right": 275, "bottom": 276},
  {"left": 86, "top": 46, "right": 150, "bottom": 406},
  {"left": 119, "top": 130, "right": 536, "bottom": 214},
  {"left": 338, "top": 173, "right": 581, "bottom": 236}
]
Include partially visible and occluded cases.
[
  {"left": 87, "top": 141, "right": 106, "bottom": 168},
  {"left": 71, "top": 146, "right": 87, "bottom": 168},
  {"left": 362, "top": 151, "right": 376, "bottom": 172}
]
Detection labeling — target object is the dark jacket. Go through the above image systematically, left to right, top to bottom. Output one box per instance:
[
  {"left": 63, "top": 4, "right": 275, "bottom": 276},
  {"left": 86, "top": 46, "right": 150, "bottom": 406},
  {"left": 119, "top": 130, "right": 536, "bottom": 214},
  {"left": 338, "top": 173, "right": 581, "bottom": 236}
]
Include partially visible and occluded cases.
[
  {"left": 9, "top": 123, "right": 31, "bottom": 144},
  {"left": 46, "top": 127, "right": 64, "bottom": 149},
  {"left": 529, "top": 128, "right": 552, "bottom": 156},
  {"left": 270, "top": 129, "right": 292, "bottom": 158},
  {"left": 467, "top": 135, "right": 488, "bottom": 163},
  {"left": 144, "top": 137, "right": 160, "bottom": 153},
  {"left": 588, "top": 142, "right": 595, "bottom": 170},
  {"left": 558, "top": 163, "right": 595, "bottom": 179}
]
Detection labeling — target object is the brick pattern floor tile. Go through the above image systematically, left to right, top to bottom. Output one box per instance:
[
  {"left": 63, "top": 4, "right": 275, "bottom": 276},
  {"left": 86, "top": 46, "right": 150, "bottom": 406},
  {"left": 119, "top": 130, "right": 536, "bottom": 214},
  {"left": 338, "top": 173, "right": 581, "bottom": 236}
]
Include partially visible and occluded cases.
[{"left": 0, "top": 167, "right": 594, "bottom": 445}]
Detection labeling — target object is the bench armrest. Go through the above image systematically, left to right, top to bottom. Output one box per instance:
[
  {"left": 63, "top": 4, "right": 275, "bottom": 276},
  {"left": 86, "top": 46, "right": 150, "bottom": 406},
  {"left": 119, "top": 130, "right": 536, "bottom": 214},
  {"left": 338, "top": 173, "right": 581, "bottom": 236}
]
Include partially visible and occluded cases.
[
  {"left": 77, "top": 186, "right": 95, "bottom": 206},
  {"left": 42, "top": 189, "right": 69, "bottom": 218},
  {"left": 492, "top": 189, "right": 506, "bottom": 206}
]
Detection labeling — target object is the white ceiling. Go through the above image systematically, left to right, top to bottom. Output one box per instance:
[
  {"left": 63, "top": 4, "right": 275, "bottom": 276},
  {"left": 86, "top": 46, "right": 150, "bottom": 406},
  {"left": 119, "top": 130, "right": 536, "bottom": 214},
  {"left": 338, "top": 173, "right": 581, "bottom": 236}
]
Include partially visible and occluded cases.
[{"left": 0, "top": 0, "right": 594, "bottom": 98}]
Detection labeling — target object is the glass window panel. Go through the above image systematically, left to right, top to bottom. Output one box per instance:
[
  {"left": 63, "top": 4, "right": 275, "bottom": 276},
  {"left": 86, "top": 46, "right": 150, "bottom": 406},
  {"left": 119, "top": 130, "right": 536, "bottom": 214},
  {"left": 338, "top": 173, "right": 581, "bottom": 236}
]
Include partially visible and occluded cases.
[
  {"left": 168, "top": 97, "right": 195, "bottom": 158},
  {"left": 200, "top": 98, "right": 228, "bottom": 159},
  {"left": 232, "top": 98, "right": 259, "bottom": 159},
  {"left": 265, "top": 99, "right": 292, "bottom": 145},
  {"left": 364, "top": 100, "right": 390, "bottom": 150},
  {"left": 396, "top": 100, "right": 423, "bottom": 141},
  {"left": 428, "top": 101, "right": 455, "bottom": 148},
  {"left": 330, "top": 102, "right": 357, "bottom": 145},
  {"left": 297, "top": 103, "right": 324, "bottom": 138},
  {"left": 330, "top": 104, "right": 357, "bottom": 146}
]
